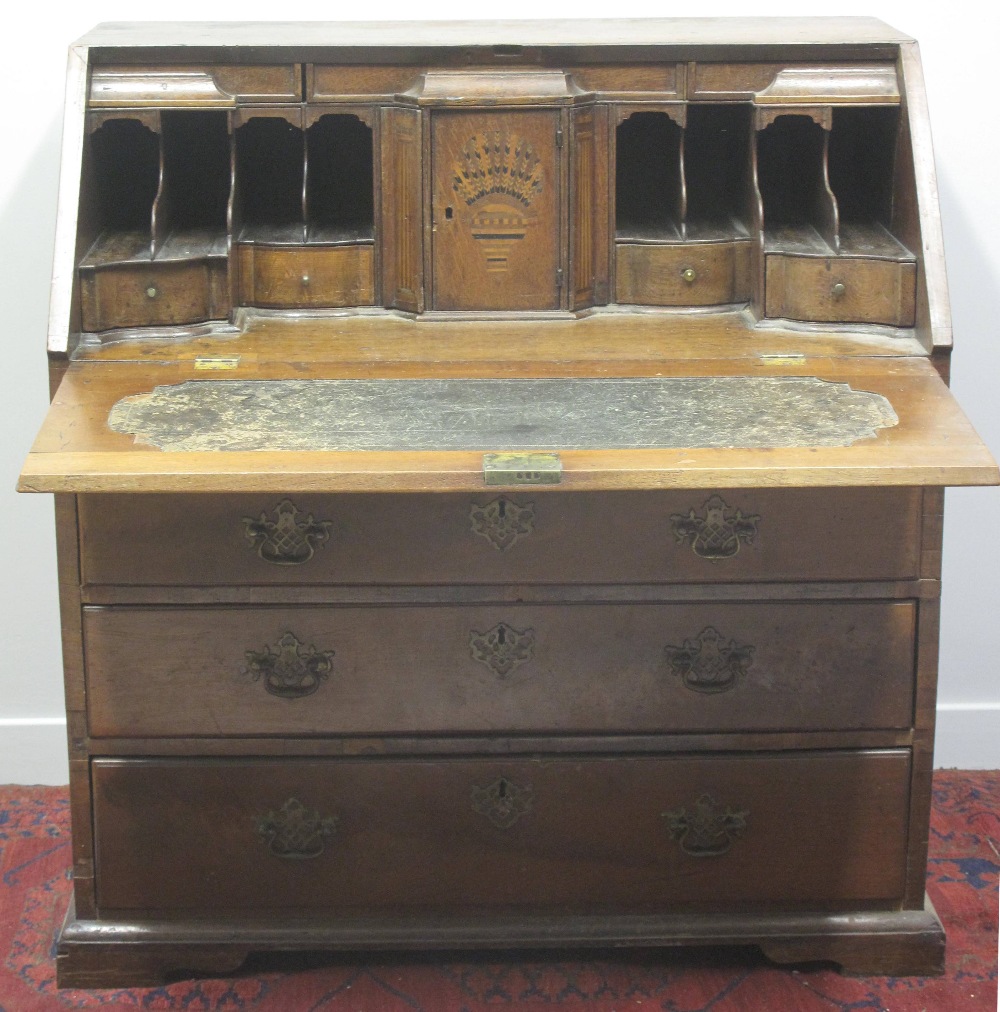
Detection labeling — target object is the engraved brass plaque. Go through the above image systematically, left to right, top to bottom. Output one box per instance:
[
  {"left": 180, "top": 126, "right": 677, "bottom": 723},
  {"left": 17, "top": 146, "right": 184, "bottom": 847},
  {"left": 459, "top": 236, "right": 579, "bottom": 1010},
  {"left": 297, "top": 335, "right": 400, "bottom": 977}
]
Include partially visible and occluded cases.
[{"left": 483, "top": 453, "right": 561, "bottom": 486}]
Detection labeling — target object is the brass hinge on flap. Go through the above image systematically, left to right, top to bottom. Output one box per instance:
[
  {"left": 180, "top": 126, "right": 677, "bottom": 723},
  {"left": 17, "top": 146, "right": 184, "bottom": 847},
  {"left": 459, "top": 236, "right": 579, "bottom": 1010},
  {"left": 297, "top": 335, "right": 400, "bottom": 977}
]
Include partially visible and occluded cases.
[
  {"left": 556, "top": 125, "right": 564, "bottom": 147},
  {"left": 483, "top": 453, "right": 562, "bottom": 486}
]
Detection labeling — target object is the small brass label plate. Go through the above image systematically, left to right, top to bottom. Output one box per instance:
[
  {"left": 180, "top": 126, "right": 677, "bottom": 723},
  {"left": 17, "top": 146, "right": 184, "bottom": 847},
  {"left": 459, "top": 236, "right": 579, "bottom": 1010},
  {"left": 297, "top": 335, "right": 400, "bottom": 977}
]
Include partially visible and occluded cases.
[
  {"left": 759, "top": 353, "right": 806, "bottom": 365},
  {"left": 194, "top": 356, "right": 241, "bottom": 371},
  {"left": 483, "top": 453, "right": 562, "bottom": 486}
]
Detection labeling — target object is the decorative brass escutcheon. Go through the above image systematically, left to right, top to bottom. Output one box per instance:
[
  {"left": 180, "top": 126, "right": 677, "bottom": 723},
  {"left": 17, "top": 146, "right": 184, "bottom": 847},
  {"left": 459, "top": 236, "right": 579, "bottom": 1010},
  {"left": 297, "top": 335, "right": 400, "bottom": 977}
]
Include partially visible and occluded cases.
[
  {"left": 669, "top": 495, "right": 760, "bottom": 560},
  {"left": 469, "top": 496, "right": 535, "bottom": 551},
  {"left": 242, "top": 499, "right": 333, "bottom": 565},
  {"left": 469, "top": 622, "right": 535, "bottom": 677},
  {"left": 663, "top": 627, "right": 754, "bottom": 694},
  {"left": 244, "top": 631, "right": 335, "bottom": 699},
  {"left": 472, "top": 776, "right": 534, "bottom": 829},
  {"left": 663, "top": 794, "right": 748, "bottom": 857},
  {"left": 256, "top": 798, "right": 338, "bottom": 859}
]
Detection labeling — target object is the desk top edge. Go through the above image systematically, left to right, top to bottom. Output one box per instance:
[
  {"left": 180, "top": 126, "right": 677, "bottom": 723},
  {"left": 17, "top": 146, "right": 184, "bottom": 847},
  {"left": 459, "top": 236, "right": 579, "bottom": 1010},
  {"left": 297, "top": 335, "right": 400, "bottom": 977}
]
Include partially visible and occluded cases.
[{"left": 72, "top": 18, "right": 915, "bottom": 52}]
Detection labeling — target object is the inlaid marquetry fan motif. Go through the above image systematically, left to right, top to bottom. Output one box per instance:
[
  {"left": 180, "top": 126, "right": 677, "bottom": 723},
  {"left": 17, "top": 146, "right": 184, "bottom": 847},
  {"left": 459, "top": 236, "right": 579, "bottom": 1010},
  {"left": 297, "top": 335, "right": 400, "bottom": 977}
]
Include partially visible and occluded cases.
[{"left": 452, "top": 131, "right": 544, "bottom": 271}]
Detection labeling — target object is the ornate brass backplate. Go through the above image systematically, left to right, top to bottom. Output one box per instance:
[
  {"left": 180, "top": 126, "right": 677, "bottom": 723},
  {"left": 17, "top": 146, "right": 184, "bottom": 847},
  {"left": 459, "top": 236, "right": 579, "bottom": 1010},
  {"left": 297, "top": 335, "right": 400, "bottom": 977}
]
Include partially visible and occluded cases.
[
  {"left": 670, "top": 495, "right": 760, "bottom": 560},
  {"left": 469, "top": 496, "right": 535, "bottom": 551},
  {"left": 242, "top": 499, "right": 332, "bottom": 565},
  {"left": 469, "top": 622, "right": 535, "bottom": 677},
  {"left": 663, "top": 627, "right": 755, "bottom": 694},
  {"left": 244, "top": 631, "right": 335, "bottom": 699},
  {"left": 471, "top": 776, "right": 534, "bottom": 829},
  {"left": 663, "top": 794, "right": 748, "bottom": 858},
  {"left": 256, "top": 798, "right": 338, "bottom": 859}
]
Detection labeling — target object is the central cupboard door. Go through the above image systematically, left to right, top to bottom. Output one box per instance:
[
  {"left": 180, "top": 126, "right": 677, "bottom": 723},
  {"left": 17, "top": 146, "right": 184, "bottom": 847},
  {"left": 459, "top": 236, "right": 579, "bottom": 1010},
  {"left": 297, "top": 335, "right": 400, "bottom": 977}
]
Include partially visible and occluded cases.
[{"left": 432, "top": 110, "right": 562, "bottom": 310}]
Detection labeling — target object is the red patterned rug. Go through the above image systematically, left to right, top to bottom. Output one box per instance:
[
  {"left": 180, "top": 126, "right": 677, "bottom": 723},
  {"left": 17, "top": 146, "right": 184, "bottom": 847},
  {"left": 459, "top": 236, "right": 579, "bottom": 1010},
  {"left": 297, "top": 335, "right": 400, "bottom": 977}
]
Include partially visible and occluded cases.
[{"left": 0, "top": 771, "right": 996, "bottom": 1011}]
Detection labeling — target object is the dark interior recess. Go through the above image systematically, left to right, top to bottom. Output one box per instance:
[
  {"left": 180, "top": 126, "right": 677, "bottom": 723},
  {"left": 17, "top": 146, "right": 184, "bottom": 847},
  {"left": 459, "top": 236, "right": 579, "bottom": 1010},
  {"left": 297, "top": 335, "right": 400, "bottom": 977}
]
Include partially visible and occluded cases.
[
  {"left": 684, "top": 104, "right": 752, "bottom": 228},
  {"left": 828, "top": 106, "right": 899, "bottom": 224},
  {"left": 161, "top": 111, "right": 231, "bottom": 231},
  {"left": 615, "top": 111, "right": 683, "bottom": 240},
  {"left": 306, "top": 114, "right": 375, "bottom": 243},
  {"left": 756, "top": 114, "right": 827, "bottom": 228},
  {"left": 235, "top": 117, "right": 305, "bottom": 233},
  {"left": 89, "top": 119, "right": 160, "bottom": 232}
]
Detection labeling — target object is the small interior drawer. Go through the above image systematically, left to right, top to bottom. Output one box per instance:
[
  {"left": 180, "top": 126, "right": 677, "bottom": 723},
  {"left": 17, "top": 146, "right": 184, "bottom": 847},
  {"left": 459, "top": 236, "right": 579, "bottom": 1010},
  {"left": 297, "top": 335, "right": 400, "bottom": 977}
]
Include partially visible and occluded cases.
[
  {"left": 616, "top": 240, "right": 751, "bottom": 306},
  {"left": 237, "top": 244, "right": 375, "bottom": 308},
  {"left": 765, "top": 254, "right": 916, "bottom": 326},
  {"left": 79, "top": 260, "right": 229, "bottom": 332},
  {"left": 91, "top": 751, "right": 912, "bottom": 915}
]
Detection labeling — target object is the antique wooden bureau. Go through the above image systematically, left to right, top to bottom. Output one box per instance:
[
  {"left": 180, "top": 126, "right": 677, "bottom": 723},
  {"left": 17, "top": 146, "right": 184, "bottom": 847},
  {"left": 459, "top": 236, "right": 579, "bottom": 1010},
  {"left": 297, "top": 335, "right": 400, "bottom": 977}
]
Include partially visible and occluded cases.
[{"left": 19, "top": 18, "right": 999, "bottom": 987}]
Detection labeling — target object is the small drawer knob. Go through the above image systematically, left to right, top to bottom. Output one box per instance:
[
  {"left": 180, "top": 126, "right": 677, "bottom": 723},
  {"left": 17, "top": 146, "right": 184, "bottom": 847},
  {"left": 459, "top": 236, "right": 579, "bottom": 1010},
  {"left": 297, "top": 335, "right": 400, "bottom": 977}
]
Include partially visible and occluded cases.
[
  {"left": 681, "top": 267, "right": 697, "bottom": 284},
  {"left": 301, "top": 274, "right": 310, "bottom": 287},
  {"left": 831, "top": 282, "right": 847, "bottom": 299},
  {"left": 145, "top": 286, "right": 159, "bottom": 299}
]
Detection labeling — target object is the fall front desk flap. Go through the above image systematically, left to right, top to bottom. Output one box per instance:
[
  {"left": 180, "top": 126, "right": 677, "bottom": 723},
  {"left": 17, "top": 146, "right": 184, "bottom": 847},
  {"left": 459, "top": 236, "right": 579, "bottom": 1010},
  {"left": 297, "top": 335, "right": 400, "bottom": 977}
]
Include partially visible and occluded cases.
[{"left": 18, "top": 355, "right": 999, "bottom": 493}]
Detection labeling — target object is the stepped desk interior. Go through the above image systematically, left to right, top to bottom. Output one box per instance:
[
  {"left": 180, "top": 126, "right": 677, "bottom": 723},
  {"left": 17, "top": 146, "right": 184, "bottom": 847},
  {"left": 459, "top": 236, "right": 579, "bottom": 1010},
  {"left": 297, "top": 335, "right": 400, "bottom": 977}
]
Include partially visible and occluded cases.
[{"left": 18, "top": 18, "right": 999, "bottom": 987}]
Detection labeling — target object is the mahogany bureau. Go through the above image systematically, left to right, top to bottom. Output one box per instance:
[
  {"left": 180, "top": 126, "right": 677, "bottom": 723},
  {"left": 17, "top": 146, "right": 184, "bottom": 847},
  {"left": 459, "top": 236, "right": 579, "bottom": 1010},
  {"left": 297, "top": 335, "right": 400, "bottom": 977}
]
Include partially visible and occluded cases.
[{"left": 19, "top": 18, "right": 999, "bottom": 987}]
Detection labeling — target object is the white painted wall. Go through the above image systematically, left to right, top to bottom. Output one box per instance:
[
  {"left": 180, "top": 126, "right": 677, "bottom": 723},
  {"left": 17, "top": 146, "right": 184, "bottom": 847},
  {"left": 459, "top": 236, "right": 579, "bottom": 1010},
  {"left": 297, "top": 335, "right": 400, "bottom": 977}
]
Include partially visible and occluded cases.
[{"left": 2, "top": 2, "right": 996, "bottom": 784}]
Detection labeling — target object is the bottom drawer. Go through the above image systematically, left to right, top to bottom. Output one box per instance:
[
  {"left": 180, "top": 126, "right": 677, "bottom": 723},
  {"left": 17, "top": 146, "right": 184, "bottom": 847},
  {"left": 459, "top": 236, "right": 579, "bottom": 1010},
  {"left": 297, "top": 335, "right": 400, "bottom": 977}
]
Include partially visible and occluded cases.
[{"left": 93, "top": 751, "right": 910, "bottom": 915}]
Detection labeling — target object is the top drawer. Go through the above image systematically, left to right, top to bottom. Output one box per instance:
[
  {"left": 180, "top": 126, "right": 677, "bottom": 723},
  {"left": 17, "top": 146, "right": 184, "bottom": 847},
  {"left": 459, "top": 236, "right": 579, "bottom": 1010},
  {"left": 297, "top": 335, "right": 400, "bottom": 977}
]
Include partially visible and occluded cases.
[
  {"left": 89, "top": 65, "right": 302, "bottom": 107},
  {"left": 79, "top": 488, "right": 922, "bottom": 588}
]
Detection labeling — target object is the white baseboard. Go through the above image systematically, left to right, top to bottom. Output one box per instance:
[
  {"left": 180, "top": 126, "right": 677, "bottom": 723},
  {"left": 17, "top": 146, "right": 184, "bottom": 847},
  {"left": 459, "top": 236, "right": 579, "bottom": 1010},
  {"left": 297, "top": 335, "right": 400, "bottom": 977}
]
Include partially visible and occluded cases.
[{"left": 0, "top": 708, "right": 996, "bottom": 784}]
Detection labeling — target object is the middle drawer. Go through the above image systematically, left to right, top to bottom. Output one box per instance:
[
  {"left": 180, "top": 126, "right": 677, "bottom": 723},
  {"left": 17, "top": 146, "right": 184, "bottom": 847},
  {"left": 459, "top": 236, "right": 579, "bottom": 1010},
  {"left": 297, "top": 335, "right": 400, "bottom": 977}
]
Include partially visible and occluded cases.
[{"left": 84, "top": 600, "right": 915, "bottom": 737}]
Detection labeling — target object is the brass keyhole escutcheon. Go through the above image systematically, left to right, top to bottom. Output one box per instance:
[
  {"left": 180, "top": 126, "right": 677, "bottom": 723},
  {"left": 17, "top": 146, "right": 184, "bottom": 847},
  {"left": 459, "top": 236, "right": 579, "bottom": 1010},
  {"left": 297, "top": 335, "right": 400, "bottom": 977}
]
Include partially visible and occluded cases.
[
  {"left": 681, "top": 267, "right": 697, "bottom": 284},
  {"left": 831, "top": 282, "right": 847, "bottom": 299},
  {"left": 145, "top": 286, "right": 158, "bottom": 299}
]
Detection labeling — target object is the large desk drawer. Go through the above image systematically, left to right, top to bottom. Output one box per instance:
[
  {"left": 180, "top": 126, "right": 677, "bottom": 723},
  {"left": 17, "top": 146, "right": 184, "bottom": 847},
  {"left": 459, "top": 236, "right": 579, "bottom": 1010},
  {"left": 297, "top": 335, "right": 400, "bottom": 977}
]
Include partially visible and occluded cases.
[
  {"left": 79, "top": 488, "right": 923, "bottom": 588},
  {"left": 83, "top": 600, "right": 915, "bottom": 736},
  {"left": 91, "top": 751, "right": 911, "bottom": 914}
]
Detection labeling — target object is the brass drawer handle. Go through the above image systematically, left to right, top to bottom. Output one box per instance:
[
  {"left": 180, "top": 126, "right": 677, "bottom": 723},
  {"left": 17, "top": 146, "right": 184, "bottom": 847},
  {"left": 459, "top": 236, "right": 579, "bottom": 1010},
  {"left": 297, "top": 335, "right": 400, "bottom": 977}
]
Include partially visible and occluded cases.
[
  {"left": 681, "top": 267, "right": 697, "bottom": 284},
  {"left": 831, "top": 281, "right": 847, "bottom": 299},
  {"left": 145, "top": 285, "right": 159, "bottom": 299},
  {"left": 669, "top": 495, "right": 760, "bottom": 560},
  {"left": 469, "top": 496, "right": 534, "bottom": 551},
  {"left": 242, "top": 498, "right": 333, "bottom": 565},
  {"left": 469, "top": 622, "right": 535, "bottom": 677},
  {"left": 664, "top": 627, "right": 754, "bottom": 694},
  {"left": 244, "top": 631, "right": 334, "bottom": 698},
  {"left": 472, "top": 776, "right": 534, "bottom": 829},
  {"left": 663, "top": 794, "right": 748, "bottom": 857},
  {"left": 256, "top": 798, "right": 338, "bottom": 859}
]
